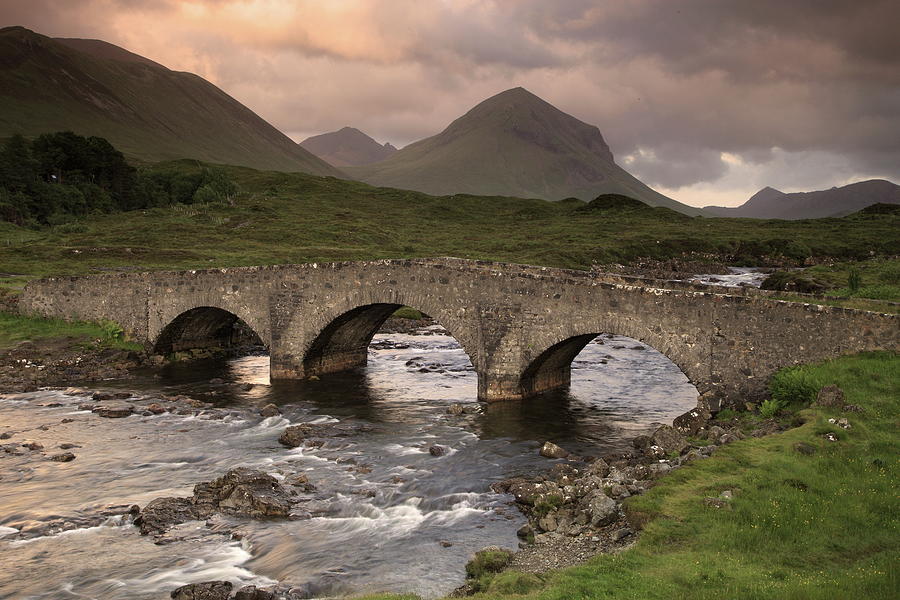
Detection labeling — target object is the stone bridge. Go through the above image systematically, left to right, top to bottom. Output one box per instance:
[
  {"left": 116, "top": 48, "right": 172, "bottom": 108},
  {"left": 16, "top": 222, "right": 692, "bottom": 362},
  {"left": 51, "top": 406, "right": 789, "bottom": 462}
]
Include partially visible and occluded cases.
[{"left": 20, "top": 258, "right": 899, "bottom": 403}]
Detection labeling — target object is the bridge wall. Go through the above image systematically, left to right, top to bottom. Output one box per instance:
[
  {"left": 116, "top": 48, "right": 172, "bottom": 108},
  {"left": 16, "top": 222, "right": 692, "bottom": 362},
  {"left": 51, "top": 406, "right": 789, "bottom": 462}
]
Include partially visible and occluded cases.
[{"left": 20, "top": 258, "right": 899, "bottom": 403}]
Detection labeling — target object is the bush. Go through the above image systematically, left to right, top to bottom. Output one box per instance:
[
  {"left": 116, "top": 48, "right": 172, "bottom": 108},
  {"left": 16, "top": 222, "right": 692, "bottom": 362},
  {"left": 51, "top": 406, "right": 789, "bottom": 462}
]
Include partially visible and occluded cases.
[
  {"left": 848, "top": 269, "right": 862, "bottom": 292},
  {"left": 98, "top": 319, "right": 124, "bottom": 341},
  {"left": 769, "top": 366, "right": 820, "bottom": 406},
  {"left": 759, "top": 398, "right": 784, "bottom": 419},
  {"left": 465, "top": 548, "right": 514, "bottom": 580}
]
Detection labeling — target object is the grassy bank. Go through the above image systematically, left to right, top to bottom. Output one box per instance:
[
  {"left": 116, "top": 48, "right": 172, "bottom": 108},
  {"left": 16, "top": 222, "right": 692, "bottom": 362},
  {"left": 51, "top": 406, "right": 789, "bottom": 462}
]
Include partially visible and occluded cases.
[
  {"left": 0, "top": 161, "right": 898, "bottom": 280},
  {"left": 0, "top": 311, "right": 141, "bottom": 351},
  {"left": 359, "top": 352, "right": 899, "bottom": 600}
]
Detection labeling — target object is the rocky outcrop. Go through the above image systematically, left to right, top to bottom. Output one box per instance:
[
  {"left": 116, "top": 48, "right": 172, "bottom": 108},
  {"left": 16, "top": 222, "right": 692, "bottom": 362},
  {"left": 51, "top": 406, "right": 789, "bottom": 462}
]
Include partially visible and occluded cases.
[
  {"left": 278, "top": 422, "right": 372, "bottom": 448},
  {"left": 135, "top": 468, "right": 296, "bottom": 536},
  {"left": 170, "top": 581, "right": 232, "bottom": 600}
]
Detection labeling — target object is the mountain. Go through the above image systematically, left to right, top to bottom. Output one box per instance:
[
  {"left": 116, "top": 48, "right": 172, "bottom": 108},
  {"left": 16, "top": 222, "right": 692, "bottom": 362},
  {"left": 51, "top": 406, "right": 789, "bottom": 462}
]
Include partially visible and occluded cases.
[
  {"left": 0, "top": 26, "right": 342, "bottom": 177},
  {"left": 345, "top": 87, "right": 701, "bottom": 215},
  {"left": 300, "top": 127, "right": 397, "bottom": 167},
  {"left": 704, "top": 180, "right": 900, "bottom": 219}
]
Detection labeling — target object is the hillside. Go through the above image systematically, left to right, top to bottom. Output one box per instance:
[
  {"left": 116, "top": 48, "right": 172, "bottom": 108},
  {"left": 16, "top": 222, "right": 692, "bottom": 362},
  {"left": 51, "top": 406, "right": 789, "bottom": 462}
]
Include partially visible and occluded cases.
[
  {"left": 0, "top": 26, "right": 342, "bottom": 177},
  {"left": 346, "top": 87, "right": 701, "bottom": 215},
  {"left": 300, "top": 127, "right": 397, "bottom": 166},
  {"left": 1, "top": 161, "right": 897, "bottom": 285},
  {"left": 705, "top": 179, "right": 900, "bottom": 219}
]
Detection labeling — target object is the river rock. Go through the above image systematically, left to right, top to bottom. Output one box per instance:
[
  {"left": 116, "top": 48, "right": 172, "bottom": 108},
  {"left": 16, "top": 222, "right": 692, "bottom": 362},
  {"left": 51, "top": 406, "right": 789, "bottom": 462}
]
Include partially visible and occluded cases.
[
  {"left": 814, "top": 385, "right": 845, "bottom": 408},
  {"left": 93, "top": 403, "right": 133, "bottom": 418},
  {"left": 146, "top": 403, "right": 166, "bottom": 415},
  {"left": 446, "top": 403, "right": 465, "bottom": 415},
  {"left": 673, "top": 403, "right": 711, "bottom": 436},
  {"left": 259, "top": 404, "right": 281, "bottom": 418},
  {"left": 278, "top": 424, "right": 317, "bottom": 447},
  {"left": 650, "top": 425, "right": 689, "bottom": 455},
  {"left": 0, "top": 432, "right": 12, "bottom": 440},
  {"left": 22, "top": 441, "right": 43, "bottom": 451},
  {"left": 539, "top": 441, "right": 569, "bottom": 459},
  {"left": 429, "top": 444, "right": 448, "bottom": 457},
  {"left": 50, "top": 452, "right": 76, "bottom": 462},
  {"left": 588, "top": 458, "right": 610, "bottom": 478},
  {"left": 193, "top": 468, "right": 292, "bottom": 518},
  {"left": 584, "top": 490, "right": 617, "bottom": 526},
  {"left": 135, "top": 497, "right": 198, "bottom": 535},
  {"left": 170, "top": 581, "right": 232, "bottom": 599},
  {"left": 234, "top": 585, "right": 275, "bottom": 600}
]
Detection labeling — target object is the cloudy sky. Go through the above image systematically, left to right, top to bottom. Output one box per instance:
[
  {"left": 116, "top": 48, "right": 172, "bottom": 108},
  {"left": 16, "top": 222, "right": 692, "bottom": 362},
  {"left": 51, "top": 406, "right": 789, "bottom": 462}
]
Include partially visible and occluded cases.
[{"left": 4, "top": 0, "right": 898, "bottom": 206}]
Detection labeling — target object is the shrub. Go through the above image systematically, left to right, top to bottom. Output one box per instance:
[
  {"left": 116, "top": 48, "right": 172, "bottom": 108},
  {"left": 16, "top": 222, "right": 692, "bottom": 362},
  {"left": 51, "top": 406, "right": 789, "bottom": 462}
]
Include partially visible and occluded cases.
[
  {"left": 848, "top": 269, "right": 862, "bottom": 292},
  {"left": 98, "top": 319, "right": 124, "bottom": 341},
  {"left": 769, "top": 366, "right": 820, "bottom": 406},
  {"left": 759, "top": 398, "right": 784, "bottom": 419},
  {"left": 533, "top": 494, "right": 564, "bottom": 516},
  {"left": 465, "top": 548, "right": 514, "bottom": 580}
]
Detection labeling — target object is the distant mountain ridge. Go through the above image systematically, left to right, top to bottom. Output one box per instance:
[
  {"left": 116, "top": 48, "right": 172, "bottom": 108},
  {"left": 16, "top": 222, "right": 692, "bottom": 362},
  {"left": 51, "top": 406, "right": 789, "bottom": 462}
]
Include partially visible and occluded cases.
[
  {"left": 0, "top": 26, "right": 342, "bottom": 177},
  {"left": 346, "top": 87, "right": 701, "bottom": 215},
  {"left": 300, "top": 127, "right": 397, "bottom": 166},
  {"left": 705, "top": 179, "right": 900, "bottom": 219}
]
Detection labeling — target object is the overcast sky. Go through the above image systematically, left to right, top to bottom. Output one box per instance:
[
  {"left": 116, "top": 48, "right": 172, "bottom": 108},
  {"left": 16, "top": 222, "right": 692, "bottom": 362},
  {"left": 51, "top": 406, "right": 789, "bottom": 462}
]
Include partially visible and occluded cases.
[{"left": 4, "top": 0, "right": 898, "bottom": 206}]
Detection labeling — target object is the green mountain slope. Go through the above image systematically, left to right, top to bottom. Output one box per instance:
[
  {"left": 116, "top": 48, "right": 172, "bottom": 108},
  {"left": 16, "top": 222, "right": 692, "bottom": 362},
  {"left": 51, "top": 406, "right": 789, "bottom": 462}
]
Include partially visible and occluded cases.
[
  {"left": 0, "top": 26, "right": 343, "bottom": 177},
  {"left": 347, "top": 87, "right": 701, "bottom": 215},
  {"left": 300, "top": 126, "right": 397, "bottom": 166},
  {"left": 705, "top": 179, "right": 900, "bottom": 219}
]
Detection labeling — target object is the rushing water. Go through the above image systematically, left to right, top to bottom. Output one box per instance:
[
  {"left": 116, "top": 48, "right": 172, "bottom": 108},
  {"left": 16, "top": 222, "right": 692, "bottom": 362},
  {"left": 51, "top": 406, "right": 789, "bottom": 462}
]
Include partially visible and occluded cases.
[{"left": 1, "top": 328, "right": 698, "bottom": 599}]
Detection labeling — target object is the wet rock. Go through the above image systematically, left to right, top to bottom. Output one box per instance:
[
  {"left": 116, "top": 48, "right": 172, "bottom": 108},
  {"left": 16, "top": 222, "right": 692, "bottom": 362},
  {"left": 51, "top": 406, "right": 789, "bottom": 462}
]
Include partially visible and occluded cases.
[
  {"left": 209, "top": 378, "right": 224, "bottom": 385},
  {"left": 814, "top": 385, "right": 845, "bottom": 408},
  {"left": 91, "top": 391, "right": 116, "bottom": 401},
  {"left": 77, "top": 403, "right": 95, "bottom": 411},
  {"left": 93, "top": 403, "right": 134, "bottom": 418},
  {"left": 146, "top": 403, "right": 166, "bottom": 415},
  {"left": 259, "top": 403, "right": 281, "bottom": 418},
  {"left": 446, "top": 403, "right": 465, "bottom": 416},
  {"left": 277, "top": 422, "right": 370, "bottom": 448},
  {"left": 0, "top": 431, "right": 12, "bottom": 440},
  {"left": 22, "top": 440, "right": 43, "bottom": 451},
  {"left": 539, "top": 441, "right": 569, "bottom": 459},
  {"left": 429, "top": 444, "right": 448, "bottom": 457},
  {"left": 49, "top": 452, "right": 76, "bottom": 462},
  {"left": 194, "top": 468, "right": 293, "bottom": 519},
  {"left": 135, "top": 497, "right": 198, "bottom": 535},
  {"left": 440, "top": 540, "right": 453, "bottom": 547},
  {"left": 170, "top": 581, "right": 232, "bottom": 599},
  {"left": 234, "top": 585, "right": 275, "bottom": 600}
]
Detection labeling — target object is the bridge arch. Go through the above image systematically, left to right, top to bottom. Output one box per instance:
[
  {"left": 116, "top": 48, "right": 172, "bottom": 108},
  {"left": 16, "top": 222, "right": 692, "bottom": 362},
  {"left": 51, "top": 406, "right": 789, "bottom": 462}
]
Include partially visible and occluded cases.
[
  {"left": 300, "top": 300, "right": 479, "bottom": 378},
  {"left": 153, "top": 306, "right": 266, "bottom": 355},
  {"left": 519, "top": 324, "right": 708, "bottom": 400}
]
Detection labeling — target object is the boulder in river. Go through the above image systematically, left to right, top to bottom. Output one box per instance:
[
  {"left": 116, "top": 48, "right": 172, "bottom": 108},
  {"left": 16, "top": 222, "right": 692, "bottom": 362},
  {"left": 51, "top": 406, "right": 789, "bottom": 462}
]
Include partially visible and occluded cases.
[
  {"left": 93, "top": 403, "right": 134, "bottom": 418},
  {"left": 259, "top": 403, "right": 281, "bottom": 418},
  {"left": 539, "top": 441, "right": 569, "bottom": 459},
  {"left": 429, "top": 444, "right": 448, "bottom": 457},
  {"left": 49, "top": 452, "right": 76, "bottom": 462},
  {"left": 193, "top": 468, "right": 293, "bottom": 519},
  {"left": 135, "top": 497, "right": 199, "bottom": 535},
  {"left": 170, "top": 581, "right": 232, "bottom": 599}
]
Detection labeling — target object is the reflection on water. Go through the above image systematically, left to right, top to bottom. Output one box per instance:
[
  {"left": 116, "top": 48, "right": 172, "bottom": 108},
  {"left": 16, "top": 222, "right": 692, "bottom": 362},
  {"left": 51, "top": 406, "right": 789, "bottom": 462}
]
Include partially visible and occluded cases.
[{"left": 0, "top": 330, "right": 696, "bottom": 599}]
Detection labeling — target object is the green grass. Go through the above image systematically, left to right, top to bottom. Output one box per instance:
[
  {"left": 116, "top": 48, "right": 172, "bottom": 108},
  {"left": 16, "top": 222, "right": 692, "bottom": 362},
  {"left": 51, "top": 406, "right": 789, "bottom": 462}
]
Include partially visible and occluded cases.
[
  {"left": 1, "top": 161, "right": 898, "bottom": 283},
  {"left": 804, "top": 259, "right": 900, "bottom": 302},
  {"left": 0, "top": 311, "right": 142, "bottom": 350},
  {"left": 460, "top": 352, "right": 899, "bottom": 600}
]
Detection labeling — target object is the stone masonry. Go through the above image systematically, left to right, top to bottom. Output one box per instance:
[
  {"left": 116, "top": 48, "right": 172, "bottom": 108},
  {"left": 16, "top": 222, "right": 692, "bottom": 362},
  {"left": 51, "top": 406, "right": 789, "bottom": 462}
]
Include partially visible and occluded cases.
[{"left": 19, "top": 258, "right": 899, "bottom": 402}]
